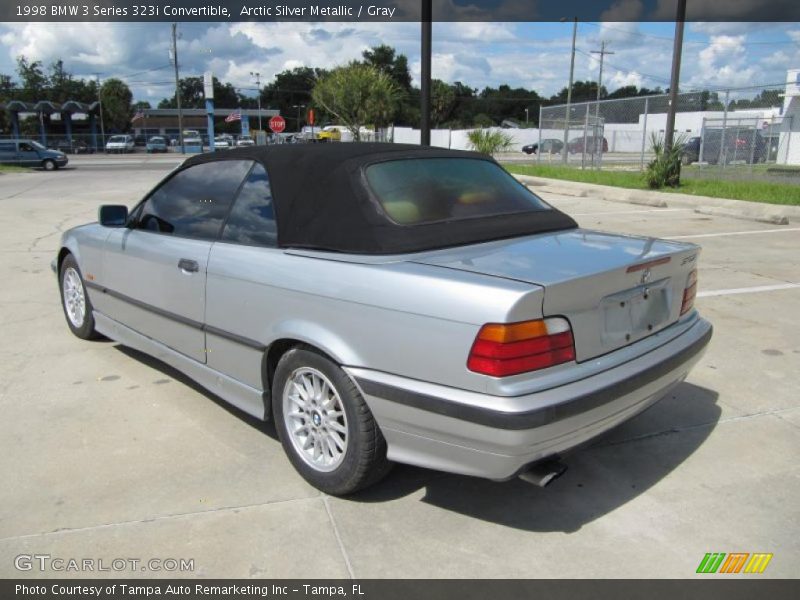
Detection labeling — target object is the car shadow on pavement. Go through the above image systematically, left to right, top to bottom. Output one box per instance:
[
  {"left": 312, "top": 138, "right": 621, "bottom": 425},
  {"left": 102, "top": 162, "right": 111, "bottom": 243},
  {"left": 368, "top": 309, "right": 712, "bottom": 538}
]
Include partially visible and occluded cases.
[
  {"left": 113, "top": 344, "right": 719, "bottom": 532},
  {"left": 115, "top": 345, "right": 279, "bottom": 441},
  {"left": 350, "top": 383, "right": 721, "bottom": 533}
]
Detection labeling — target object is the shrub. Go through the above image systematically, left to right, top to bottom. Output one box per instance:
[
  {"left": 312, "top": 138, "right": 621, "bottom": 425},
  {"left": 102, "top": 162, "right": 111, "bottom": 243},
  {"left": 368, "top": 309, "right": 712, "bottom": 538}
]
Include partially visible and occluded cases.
[
  {"left": 467, "top": 128, "right": 513, "bottom": 155},
  {"left": 645, "top": 133, "right": 687, "bottom": 189}
]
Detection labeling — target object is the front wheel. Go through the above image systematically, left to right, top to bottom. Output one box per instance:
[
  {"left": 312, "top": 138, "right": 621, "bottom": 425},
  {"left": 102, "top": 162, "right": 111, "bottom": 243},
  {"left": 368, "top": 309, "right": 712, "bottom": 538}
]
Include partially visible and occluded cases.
[
  {"left": 42, "top": 159, "right": 57, "bottom": 171},
  {"left": 59, "top": 254, "right": 101, "bottom": 340},
  {"left": 273, "top": 348, "right": 391, "bottom": 495}
]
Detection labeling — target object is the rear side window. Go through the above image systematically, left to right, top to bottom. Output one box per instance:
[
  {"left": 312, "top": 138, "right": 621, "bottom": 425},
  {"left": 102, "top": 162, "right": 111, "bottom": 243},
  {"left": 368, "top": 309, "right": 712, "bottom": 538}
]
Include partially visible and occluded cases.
[
  {"left": 0, "top": 142, "right": 15, "bottom": 152},
  {"left": 365, "top": 158, "right": 551, "bottom": 225},
  {"left": 135, "top": 160, "right": 252, "bottom": 240},
  {"left": 221, "top": 163, "right": 277, "bottom": 247}
]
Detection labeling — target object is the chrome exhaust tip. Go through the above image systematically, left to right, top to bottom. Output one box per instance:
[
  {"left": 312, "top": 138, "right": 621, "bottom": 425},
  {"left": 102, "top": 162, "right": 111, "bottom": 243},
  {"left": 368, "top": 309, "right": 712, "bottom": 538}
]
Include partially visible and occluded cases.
[{"left": 519, "top": 459, "right": 568, "bottom": 487}]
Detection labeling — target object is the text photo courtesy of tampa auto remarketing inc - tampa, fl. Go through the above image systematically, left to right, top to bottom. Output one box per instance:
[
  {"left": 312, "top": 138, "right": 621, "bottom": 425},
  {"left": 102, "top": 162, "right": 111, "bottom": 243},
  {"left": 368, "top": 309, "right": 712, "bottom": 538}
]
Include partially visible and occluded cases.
[{"left": 0, "top": 1, "right": 798, "bottom": 599}]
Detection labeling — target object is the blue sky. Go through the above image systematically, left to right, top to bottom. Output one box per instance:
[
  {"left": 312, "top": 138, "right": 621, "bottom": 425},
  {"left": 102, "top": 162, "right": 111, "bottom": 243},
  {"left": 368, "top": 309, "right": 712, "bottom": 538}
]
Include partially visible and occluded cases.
[{"left": 0, "top": 21, "right": 798, "bottom": 104}]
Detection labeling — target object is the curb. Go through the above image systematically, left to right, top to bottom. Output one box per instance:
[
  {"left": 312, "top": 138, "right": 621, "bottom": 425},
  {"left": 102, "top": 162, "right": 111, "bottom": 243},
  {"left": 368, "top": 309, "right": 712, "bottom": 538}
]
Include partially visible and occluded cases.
[{"left": 513, "top": 174, "right": 799, "bottom": 225}]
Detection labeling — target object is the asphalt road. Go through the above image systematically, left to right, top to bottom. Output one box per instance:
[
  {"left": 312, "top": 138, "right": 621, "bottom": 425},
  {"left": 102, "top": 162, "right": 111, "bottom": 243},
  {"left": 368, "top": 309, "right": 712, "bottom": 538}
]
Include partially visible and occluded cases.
[{"left": 0, "top": 162, "right": 798, "bottom": 578}]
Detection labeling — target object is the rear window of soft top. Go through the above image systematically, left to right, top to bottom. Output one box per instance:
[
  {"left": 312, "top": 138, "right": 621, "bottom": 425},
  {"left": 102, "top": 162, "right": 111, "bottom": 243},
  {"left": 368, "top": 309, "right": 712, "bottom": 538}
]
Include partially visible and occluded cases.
[{"left": 365, "top": 157, "right": 551, "bottom": 225}]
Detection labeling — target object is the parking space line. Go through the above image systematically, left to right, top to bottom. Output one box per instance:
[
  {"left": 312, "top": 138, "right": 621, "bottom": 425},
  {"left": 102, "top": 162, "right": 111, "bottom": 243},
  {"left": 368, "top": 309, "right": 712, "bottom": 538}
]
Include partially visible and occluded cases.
[
  {"left": 571, "top": 208, "right": 692, "bottom": 216},
  {"left": 671, "top": 227, "right": 800, "bottom": 239},
  {"left": 698, "top": 283, "right": 800, "bottom": 298}
]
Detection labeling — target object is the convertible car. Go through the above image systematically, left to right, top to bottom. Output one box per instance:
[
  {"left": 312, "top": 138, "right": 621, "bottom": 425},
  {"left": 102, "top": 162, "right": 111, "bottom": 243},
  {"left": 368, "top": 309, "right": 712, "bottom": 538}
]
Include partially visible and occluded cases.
[{"left": 54, "top": 143, "right": 712, "bottom": 495}]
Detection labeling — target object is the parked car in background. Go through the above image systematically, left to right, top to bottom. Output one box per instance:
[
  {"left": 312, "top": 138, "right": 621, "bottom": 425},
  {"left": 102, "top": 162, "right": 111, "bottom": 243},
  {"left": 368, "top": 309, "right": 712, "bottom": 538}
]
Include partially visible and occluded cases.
[
  {"left": 317, "top": 125, "right": 344, "bottom": 142},
  {"left": 681, "top": 129, "right": 768, "bottom": 165},
  {"left": 183, "top": 130, "right": 203, "bottom": 148},
  {"left": 105, "top": 135, "right": 135, "bottom": 154},
  {"left": 134, "top": 135, "right": 147, "bottom": 147},
  {"left": 214, "top": 135, "right": 235, "bottom": 149},
  {"left": 568, "top": 135, "right": 608, "bottom": 154},
  {"left": 145, "top": 136, "right": 168, "bottom": 153},
  {"left": 236, "top": 137, "right": 255, "bottom": 147},
  {"left": 0, "top": 139, "right": 68, "bottom": 170},
  {"left": 56, "top": 139, "right": 94, "bottom": 154},
  {"left": 522, "top": 139, "right": 564, "bottom": 155},
  {"left": 54, "top": 143, "right": 711, "bottom": 495}
]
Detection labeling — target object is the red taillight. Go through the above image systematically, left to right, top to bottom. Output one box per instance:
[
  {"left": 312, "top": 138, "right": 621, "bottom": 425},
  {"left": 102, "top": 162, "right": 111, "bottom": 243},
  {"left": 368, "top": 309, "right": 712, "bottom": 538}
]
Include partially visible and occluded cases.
[
  {"left": 681, "top": 269, "right": 698, "bottom": 315},
  {"left": 467, "top": 317, "right": 575, "bottom": 377}
]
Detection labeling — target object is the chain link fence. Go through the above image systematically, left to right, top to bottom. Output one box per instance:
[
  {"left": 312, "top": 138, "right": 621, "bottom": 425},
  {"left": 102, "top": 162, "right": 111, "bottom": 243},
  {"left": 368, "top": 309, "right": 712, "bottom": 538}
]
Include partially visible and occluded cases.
[
  {"left": 537, "top": 85, "right": 791, "bottom": 180},
  {"left": 692, "top": 115, "right": 789, "bottom": 167}
]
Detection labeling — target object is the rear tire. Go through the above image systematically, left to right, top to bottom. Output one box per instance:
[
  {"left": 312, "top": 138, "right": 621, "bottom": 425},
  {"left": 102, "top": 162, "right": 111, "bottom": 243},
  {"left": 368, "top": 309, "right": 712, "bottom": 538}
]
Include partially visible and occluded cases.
[
  {"left": 59, "top": 254, "right": 101, "bottom": 340},
  {"left": 272, "top": 347, "right": 392, "bottom": 495}
]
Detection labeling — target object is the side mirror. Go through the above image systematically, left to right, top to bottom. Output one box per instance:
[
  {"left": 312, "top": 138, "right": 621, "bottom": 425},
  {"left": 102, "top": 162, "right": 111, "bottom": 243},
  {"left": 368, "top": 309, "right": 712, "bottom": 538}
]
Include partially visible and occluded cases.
[{"left": 98, "top": 205, "right": 128, "bottom": 227}]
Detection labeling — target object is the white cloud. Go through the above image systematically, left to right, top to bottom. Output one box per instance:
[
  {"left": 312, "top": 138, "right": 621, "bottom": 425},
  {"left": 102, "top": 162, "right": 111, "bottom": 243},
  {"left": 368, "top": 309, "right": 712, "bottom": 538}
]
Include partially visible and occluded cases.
[
  {"left": 0, "top": 23, "right": 133, "bottom": 68},
  {"left": 690, "top": 34, "right": 757, "bottom": 88},
  {"left": 609, "top": 70, "right": 644, "bottom": 88}
]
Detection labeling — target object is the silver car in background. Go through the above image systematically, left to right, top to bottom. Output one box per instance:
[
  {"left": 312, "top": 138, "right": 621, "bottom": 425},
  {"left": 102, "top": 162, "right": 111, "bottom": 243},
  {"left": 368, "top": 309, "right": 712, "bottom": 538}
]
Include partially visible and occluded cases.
[{"left": 54, "top": 144, "right": 712, "bottom": 495}]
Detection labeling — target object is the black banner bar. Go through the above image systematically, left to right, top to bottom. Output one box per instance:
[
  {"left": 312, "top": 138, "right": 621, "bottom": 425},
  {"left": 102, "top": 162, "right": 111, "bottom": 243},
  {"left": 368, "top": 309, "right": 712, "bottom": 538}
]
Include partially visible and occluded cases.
[{"left": 2, "top": 0, "right": 799, "bottom": 23}]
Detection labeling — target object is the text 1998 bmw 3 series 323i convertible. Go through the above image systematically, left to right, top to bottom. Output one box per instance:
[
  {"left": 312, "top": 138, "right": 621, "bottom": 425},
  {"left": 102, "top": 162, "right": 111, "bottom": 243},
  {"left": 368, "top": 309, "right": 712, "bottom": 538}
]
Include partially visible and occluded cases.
[{"left": 54, "top": 143, "right": 712, "bottom": 495}]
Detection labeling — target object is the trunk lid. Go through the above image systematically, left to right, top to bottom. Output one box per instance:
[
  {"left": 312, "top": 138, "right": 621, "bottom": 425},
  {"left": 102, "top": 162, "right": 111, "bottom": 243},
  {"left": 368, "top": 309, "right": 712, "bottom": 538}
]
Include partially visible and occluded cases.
[{"left": 412, "top": 229, "right": 699, "bottom": 361}]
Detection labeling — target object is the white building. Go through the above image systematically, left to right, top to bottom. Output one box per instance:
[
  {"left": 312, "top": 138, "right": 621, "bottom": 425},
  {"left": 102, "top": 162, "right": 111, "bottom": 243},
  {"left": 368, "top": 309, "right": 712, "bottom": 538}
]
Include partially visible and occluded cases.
[{"left": 778, "top": 68, "right": 800, "bottom": 165}]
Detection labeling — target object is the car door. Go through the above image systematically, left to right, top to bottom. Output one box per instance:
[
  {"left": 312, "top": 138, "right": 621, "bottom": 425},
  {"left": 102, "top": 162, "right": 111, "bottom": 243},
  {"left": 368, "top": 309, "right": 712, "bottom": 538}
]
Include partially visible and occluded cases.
[
  {"left": 0, "top": 141, "right": 17, "bottom": 164},
  {"left": 17, "top": 141, "right": 41, "bottom": 166},
  {"left": 100, "top": 159, "right": 253, "bottom": 363},
  {"left": 205, "top": 162, "right": 279, "bottom": 389}
]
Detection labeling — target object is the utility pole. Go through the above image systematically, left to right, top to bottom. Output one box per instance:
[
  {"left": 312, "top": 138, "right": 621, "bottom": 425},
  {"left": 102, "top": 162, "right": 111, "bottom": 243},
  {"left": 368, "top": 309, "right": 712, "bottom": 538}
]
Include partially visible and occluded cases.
[
  {"left": 420, "top": 0, "right": 432, "bottom": 146},
  {"left": 664, "top": 0, "right": 687, "bottom": 153},
  {"left": 562, "top": 16, "right": 577, "bottom": 163},
  {"left": 172, "top": 22, "right": 184, "bottom": 154},
  {"left": 590, "top": 41, "right": 614, "bottom": 162},
  {"left": 591, "top": 41, "right": 614, "bottom": 117},
  {"left": 250, "top": 71, "right": 262, "bottom": 131},
  {"left": 94, "top": 73, "right": 106, "bottom": 152},
  {"left": 293, "top": 104, "right": 306, "bottom": 132}
]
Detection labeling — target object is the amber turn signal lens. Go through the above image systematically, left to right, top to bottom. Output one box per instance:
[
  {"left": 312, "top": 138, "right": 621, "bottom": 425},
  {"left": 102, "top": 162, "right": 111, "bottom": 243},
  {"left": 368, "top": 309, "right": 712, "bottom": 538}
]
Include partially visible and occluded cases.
[{"left": 468, "top": 317, "right": 575, "bottom": 377}]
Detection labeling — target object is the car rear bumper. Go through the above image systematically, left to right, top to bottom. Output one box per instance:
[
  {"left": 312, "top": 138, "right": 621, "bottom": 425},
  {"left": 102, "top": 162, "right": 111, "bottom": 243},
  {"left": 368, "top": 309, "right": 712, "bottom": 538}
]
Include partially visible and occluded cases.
[{"left": 346, "top": 317, "right": 712, "bottom": 480}]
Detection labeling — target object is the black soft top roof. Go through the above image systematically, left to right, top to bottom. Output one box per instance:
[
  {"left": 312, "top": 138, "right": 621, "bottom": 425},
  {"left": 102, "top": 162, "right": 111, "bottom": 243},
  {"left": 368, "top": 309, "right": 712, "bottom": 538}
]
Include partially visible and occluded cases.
[{"left": 183, "top": 143, "right": 577, "bottom": 254}]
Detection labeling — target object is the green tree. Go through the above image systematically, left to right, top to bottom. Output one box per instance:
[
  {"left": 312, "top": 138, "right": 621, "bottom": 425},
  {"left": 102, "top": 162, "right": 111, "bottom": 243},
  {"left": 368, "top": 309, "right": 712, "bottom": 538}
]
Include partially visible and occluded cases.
[
  {"left": 362, "top": 44, "right": 412, "bottom": 92},
  {"left": 16, "top": 57, "right": 47, "bottom": 102},
  {"left": 312, "top": 63, "right": 401, "bottom": 141},
  {"left": 261, "top": 66, "right": 328, "bottom": 127},
  {"left": 0, "top": 73, "right": 14, "bottom": 134},
  {"left": 0, "top": 74, "right": 14, "bottom": 133},
  {"left": 158, "top": 76, "right": 240, "bottom": 109},
  {"left": 99, "top": 78, "right": 133, "bottom": 132},
  {"left": 431, "top": 79, "right": 456, "bottom": 126},
  {"left": 549, "top": 80, "right": 605, "bottom": 104},
  {"left": 472, "top": 113, "right": 495, "bottom": 127}
]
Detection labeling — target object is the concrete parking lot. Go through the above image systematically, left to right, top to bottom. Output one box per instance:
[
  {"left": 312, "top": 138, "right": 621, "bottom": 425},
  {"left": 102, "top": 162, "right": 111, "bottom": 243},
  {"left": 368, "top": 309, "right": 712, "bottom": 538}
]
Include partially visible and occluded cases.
[{"left": 0, "top": 156, "right": 798, "bottom": 578}]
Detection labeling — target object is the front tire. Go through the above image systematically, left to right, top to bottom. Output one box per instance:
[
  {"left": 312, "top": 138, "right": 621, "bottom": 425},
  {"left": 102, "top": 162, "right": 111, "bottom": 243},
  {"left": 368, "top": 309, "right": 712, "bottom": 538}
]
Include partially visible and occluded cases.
[
  {"left": 42, "top": 159, "right": 57, "bottom": 171},
  {"left": 59, "top": 254, "right": 101, "bottom": 340},
  {"left": 272, "top": 348, "right": 391, "bottom": 495}
]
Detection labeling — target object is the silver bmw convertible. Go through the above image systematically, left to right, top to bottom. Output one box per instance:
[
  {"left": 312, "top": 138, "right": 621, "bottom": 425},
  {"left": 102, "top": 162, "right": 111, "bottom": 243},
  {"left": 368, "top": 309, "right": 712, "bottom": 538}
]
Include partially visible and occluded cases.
[{"left": 54, "top": 143, "right": 712, "bottom": 495}]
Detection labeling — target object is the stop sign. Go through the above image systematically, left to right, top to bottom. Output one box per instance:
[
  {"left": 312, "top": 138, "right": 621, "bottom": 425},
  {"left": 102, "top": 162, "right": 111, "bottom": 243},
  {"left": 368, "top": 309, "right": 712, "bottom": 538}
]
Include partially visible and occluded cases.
[{"left": 269, "top": 115, "right": 286, "bottom": 133}]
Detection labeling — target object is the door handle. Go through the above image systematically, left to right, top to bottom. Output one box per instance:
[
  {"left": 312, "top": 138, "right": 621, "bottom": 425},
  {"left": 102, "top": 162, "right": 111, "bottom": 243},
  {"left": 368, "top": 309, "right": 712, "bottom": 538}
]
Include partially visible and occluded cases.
[{"left": 178, "top": 258, "right": 199, "bottom": 273}]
